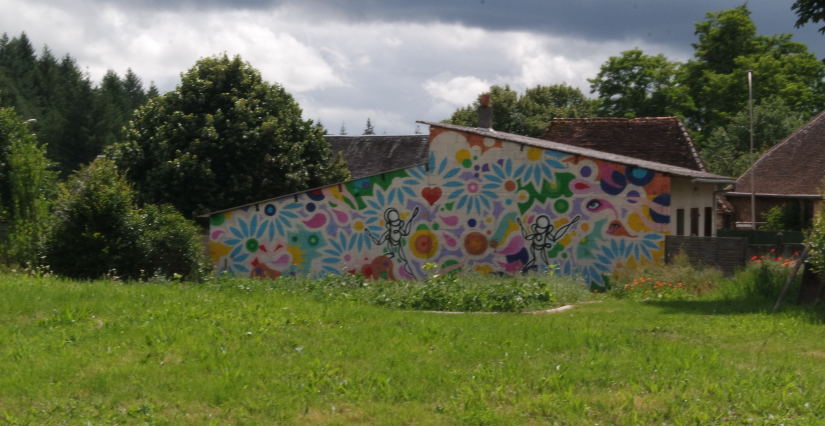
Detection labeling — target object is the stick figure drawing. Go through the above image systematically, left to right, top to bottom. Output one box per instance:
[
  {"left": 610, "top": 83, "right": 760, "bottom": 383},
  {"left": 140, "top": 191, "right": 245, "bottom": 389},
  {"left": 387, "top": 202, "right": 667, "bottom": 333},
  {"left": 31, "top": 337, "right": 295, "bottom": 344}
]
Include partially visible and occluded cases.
[
  {"left": 365, "top": 207, "right": 419, "bottom": 277},
  {"left": 517, "top": 214, "right": 581, "bottom": 273}
]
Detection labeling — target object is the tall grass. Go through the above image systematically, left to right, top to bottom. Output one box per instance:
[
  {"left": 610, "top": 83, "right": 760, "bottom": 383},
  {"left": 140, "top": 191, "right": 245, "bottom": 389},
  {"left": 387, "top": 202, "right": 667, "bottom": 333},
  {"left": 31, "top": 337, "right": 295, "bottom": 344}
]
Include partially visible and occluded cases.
[{"left": 214, "top": 269, "right": 595, "bottom": 313}]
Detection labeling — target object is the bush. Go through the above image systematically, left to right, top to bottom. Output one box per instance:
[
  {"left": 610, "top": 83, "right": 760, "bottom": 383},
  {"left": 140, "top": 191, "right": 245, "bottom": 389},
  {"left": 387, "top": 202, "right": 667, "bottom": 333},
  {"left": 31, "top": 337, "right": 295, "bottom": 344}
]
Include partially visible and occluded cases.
[
  {"left": 0, "top": 107, "right": 56, "bottom": 266},
  {"left": 44, "top": 158, "right": 208, "bottom": 281},
  {"left": 761, "top": 202, "right": 802, "bottom": 231},
  {"left": 139, "top": 204, "right": 209, "bottom": 281},
  {"left": 807, "top": 204, "right": 825, "bottom": 277},
  {"left": 210, "top": 270, "right": 594, "bottom": 313}
]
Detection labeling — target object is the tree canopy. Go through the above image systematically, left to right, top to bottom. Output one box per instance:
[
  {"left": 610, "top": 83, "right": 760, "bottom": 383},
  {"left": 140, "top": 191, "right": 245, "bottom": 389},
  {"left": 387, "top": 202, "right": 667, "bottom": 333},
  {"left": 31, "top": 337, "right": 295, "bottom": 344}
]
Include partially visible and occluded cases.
[
  {"left": 792, "top": 0, "right": 825, "bottom": 34},
  {"left": 587, "top": 4, "right": 825, "bottom": 172},
  {"left": 0, "top": 32, "right": 157, "bottom": 176},
  {"left": 588, "top": 49, "right": 685, "bottom": 118},
  {"left": 106, "top": 54, "right": 350, "bottom": 219},
  {"left": 443, "top": 84, "right": 593, "bottom": 137},
  {"left": 700, "top": 96, "right": 805, "bottom": 177},
  {"left": 0, "top": 105, "right": 55, "bottom": 264}
]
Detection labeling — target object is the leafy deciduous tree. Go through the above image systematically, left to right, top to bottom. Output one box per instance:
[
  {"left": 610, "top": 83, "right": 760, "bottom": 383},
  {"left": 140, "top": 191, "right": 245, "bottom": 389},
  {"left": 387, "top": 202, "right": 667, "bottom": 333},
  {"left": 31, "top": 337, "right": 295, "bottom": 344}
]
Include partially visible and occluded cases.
[
  {"left": 792, "top": 0, "right": 825, "bottom": 34},
  {"left": 589, "top": 49, "right": 687, "bottom": 118},
  {"left": 107, "top": 54, "right": 350, "bottom": 219},
  {"left": 444, "top": 84, "right": 593, "bottom": 137},
  {"left": 701, "top": 96, "right": 805, "bottom": 177},
  {"left": 0, "top": 106, "right": 55, "bottom": 265}
]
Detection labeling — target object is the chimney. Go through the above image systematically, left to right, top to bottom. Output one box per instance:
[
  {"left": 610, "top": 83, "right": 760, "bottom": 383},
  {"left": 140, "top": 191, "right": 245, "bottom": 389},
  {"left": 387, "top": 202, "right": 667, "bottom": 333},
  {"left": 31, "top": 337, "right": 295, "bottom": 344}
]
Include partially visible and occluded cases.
[{"left": 477, "top": 94, "right": 493, "bottom": 131}]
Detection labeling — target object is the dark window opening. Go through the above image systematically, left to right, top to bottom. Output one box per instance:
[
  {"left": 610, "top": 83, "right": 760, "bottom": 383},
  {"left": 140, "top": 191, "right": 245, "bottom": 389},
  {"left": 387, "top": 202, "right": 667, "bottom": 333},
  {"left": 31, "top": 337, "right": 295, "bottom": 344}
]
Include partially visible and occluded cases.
[
  {"left": 704, "top": 207, "right": 713, "bottom": 236},
  {"left": 690, "top": 208, "right": 700, "bottom": 236},
  {"left": 676, "top": 209, "right": 685, "bottom": 236}
]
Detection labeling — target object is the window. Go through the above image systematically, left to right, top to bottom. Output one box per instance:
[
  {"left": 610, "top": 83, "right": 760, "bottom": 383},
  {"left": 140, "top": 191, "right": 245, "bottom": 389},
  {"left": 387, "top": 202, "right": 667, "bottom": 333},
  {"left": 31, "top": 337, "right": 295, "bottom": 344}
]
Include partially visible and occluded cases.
[
  {"left": 704, "top": 207, "right": 713, "bottom": 236},
  {"left": 690, "top": 208, "right": 699, "bottom": 236},
  {"left": 676, "top": 209, "right": 685, "bottom": 236}
]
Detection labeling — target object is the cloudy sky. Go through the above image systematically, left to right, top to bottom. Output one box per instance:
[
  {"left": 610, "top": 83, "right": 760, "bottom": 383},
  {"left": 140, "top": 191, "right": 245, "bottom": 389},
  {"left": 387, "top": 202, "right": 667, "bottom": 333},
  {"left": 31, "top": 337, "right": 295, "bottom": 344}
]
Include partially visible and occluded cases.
[{"left": 2, "top": 0, "right": 822, "bottom": 134}]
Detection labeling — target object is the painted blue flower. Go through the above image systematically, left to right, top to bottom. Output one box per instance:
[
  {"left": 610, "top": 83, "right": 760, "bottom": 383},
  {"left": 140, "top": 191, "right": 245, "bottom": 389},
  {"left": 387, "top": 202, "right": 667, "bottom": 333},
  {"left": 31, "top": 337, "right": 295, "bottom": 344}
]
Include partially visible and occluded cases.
[
  {"left": 515, "top": 149, "right": 568, "bottom": 187},
  {"left": 383, "top": 164, "right": 425, "bottom": 206},
  {"left": 222, "top": 215, "right": 270, "bottom": 275}
]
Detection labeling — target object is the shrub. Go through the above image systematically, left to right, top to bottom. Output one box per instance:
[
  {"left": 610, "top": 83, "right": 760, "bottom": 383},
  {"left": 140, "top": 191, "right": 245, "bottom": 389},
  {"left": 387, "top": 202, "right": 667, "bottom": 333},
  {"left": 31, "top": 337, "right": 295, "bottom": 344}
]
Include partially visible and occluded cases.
[
  {"left": 0, "top": 107, "right": 56, "bottom": 266},
  {"left": 44, "top": 158, "right": 207, "bottom": 281},
  {"left": 761, "top": 202, "right": 802, "bottom": 231},
  {"left": 139, "top": 204, "right": 210, "bottom": 281},
  {"left": 806, "top": 204, "right": 825, "bottom": 277},
  {"left": 212, "top": 270, "right": 594, "bottom": 313}
]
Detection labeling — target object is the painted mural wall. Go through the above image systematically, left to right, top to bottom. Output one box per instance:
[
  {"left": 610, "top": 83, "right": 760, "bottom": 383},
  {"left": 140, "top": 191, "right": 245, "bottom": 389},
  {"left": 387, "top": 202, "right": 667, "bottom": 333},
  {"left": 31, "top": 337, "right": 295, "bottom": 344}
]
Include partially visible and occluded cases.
[{"left": 209, "top": 127, "right": 672, "bottom": 289}]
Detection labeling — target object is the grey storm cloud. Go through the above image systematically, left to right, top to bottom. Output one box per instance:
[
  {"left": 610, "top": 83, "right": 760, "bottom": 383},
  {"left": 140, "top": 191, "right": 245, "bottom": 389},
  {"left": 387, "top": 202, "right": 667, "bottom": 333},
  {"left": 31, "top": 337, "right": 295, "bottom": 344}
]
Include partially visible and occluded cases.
[
  {"left": 3, "top": 0, "right": 823, "bottom": 134},
  {"left": 68, "top": 0, "right": 825, "bottom": 57}
]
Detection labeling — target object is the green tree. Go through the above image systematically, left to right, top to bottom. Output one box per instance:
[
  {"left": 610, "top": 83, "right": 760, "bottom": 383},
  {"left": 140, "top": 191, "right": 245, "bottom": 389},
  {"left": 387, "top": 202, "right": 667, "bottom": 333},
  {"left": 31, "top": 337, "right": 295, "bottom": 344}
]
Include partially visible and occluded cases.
[
  {"left": 793, "top": 0, "right": 825, "bottom": 34},
  {"left": 680, "top": 5, "right": 825, "bottom": 140},
  {"left": 0, "top": 33, "right": 154, "bottom": 176},
  {"left": 589, "top": 49, "right": 687, "bottom": 118},
  {"left": 107, "top": 54, "right": 350, "bottom": 219},
  {"left": 444, "top": 84, "right": 593, "bottom": 137},
  {"left": 701, "top": 96, "right": 805, "bottom": 177},
  {"left": 0, "top": 106, "right": 55, "bottom": 265},
  {"left": 363, "top": 118, "right": 375, "bottom": 135},
  {"left": 339, "top": 122, "right": 347, "bottom": 135}
]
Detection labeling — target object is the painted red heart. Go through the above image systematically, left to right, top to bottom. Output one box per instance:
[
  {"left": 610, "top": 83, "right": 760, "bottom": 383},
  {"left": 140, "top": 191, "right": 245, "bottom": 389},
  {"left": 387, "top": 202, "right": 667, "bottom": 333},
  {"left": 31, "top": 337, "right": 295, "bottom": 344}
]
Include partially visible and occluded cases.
[{"left": 422, "top": 187, "right": 442, "bottom": 206}]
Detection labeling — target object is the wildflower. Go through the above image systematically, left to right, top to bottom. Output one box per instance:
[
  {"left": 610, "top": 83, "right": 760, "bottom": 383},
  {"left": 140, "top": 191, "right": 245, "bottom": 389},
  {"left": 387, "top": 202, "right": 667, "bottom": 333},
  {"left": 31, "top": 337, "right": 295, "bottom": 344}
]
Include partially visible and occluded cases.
[
  {"left": 752, "top": 256, "right": 757, "bottom": 260},
  {"left": 645, "top": 291, "right": 649, "bottom": 294}
]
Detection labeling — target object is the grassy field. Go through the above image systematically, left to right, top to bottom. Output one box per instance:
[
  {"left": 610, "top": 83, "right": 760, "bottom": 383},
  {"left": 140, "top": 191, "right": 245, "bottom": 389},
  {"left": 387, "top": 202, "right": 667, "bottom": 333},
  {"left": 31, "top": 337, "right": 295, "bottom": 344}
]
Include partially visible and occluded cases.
[{"left": 1, "top": 263, "right": 825, "bottom": 425}]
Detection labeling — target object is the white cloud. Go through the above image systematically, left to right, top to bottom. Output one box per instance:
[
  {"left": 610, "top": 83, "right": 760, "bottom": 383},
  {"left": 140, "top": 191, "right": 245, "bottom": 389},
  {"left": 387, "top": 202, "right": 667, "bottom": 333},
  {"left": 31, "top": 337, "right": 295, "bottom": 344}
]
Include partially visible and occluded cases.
[
  {"left": 0, "top": 0, "right": 693, "bottom": 134},
  {"left": 423, "top": 75, "right": 491, "bottom": 107}
]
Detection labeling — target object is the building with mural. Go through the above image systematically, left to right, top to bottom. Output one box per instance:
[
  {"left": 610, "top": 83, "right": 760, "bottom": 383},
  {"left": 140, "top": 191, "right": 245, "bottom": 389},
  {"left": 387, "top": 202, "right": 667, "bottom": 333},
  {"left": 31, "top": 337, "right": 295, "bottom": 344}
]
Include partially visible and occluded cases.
[{"left": 206, "top": 114, "right": 735, "bottom": 289}]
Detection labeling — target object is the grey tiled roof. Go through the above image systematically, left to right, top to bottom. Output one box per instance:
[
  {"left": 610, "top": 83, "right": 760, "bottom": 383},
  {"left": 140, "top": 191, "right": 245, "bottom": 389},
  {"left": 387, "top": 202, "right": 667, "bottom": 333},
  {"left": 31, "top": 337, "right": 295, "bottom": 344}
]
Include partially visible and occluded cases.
[{"left": 325, "top": 135, "right": 429, "bottom": 180}]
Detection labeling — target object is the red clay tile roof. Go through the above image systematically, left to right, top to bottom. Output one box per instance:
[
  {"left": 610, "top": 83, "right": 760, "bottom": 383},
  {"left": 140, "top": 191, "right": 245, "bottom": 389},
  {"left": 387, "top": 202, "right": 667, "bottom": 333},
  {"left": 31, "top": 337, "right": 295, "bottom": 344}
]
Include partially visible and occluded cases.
[
  {"left": 729, "top": 110, "right": 825, "bottom": 197},
  {"left": 539, "top": 117, "right": 707, "bottom": 172}
]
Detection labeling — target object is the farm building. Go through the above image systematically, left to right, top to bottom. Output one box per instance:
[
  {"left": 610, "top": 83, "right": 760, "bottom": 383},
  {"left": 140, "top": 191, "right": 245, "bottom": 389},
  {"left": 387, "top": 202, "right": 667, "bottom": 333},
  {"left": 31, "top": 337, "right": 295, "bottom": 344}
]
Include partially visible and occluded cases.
[
  {"left": 206, "top": 109, "right": 735, "bottom": 289},
  {"left": 725, "top": 110, "right": 825, "bottom": 230}
]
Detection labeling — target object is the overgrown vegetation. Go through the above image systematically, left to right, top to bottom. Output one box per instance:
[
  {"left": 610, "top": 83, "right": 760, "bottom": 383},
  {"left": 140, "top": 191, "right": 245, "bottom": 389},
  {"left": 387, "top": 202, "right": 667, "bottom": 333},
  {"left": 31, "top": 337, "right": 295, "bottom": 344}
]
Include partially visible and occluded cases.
[
  {"left": 0, "top": 105, "right": 55, "bottom": 266},
  {"left": 43, "top": 158, "right": 208, "bottom": 281},
  {"left": 610, "top": 253, "right": 803, "bottom": 305},
  {"left": 228, "top": 268, "right": 592, "bottom": 313}
]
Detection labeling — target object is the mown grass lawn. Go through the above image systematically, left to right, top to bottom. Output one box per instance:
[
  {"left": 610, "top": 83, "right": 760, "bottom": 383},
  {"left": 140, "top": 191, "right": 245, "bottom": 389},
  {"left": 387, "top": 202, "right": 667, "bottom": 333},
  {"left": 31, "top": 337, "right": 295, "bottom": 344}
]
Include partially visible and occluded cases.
[{"left": 1, "top": 273, "right": 825, "bottom": 425}]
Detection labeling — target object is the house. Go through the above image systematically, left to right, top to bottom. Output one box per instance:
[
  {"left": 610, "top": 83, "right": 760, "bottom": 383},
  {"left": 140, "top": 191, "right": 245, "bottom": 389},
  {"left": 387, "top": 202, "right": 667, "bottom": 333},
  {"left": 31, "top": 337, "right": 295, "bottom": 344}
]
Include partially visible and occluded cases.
[
  {"left": 206, "top": 105, "right": 734, "bottom": 289},
  {"left": 725, "top": 110, "right": 825, "bottom": 229},
  {"left": 540, "top": 117, "right": 733, "bottom": 236}
]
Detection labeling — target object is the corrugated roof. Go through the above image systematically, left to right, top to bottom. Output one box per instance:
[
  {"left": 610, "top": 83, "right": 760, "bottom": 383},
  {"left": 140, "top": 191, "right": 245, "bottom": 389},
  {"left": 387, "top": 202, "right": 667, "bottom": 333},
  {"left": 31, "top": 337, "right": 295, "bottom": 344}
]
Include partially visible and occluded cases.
[
  {"left": 729, "top": 110, "right": 825, "bottom": 197},
  {"left": 539, "top": 117, "right": 706, "bottom": 171},
  {"left": 418, "top": 121, "right": 735, "bottom": 183},
  {"left": 325, "top": 135, "right": 429, "bottom": 180}
]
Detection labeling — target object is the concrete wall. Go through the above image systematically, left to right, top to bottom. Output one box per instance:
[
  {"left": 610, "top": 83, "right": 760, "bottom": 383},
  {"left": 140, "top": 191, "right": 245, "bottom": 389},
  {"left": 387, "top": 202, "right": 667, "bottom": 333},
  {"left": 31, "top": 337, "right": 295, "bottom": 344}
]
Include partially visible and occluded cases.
[
  {"left": 209, "top": 128, "right": 673, "bottom": 289},
  {"left": 669, "top": 178, "right": 716, "bottom": 237}
]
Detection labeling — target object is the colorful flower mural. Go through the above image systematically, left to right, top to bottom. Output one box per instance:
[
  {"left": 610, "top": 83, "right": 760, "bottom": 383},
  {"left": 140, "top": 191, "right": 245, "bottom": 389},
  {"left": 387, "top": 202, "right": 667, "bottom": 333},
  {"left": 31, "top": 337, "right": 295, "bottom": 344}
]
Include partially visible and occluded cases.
[{"left": 210, "top": 127, "right": 670, "bottom": 290}]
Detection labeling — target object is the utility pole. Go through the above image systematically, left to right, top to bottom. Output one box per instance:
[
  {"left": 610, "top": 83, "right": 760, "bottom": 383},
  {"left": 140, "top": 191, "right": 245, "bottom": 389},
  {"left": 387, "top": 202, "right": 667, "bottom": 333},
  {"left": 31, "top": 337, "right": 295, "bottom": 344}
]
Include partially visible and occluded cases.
[{"left": 748, "top": 70, "right": 756, "bottom": 230}]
